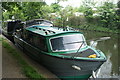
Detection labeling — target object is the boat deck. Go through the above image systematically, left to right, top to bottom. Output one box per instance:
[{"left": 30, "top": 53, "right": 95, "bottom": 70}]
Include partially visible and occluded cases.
[{"left": 60, "top": 48, "right": 97, "bottom": 57}]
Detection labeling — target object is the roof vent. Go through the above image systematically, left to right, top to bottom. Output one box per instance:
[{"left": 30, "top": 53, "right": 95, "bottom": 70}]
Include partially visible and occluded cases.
[
  {"left": 33, "top": 26, "right": 35, "bottom": 28},
  {"left": 33, "top": 27, "right": 38, "bottom": 29},
  {"left": 35, "top": 27, "right": 38, "bottom": 29},
  {"left": 39, "top": 28, "right": 41, "bottom": 30},
  {"left": 43, "top": 29, "right": 45, "bottom": 31},
  {"left": 47, "top": 30, "right": 51, "bottom": 33},
  {"left": 45, "top": 31, "right": 48, "bottom": 35},
  {"left": 52, "top": 31, "right": 55, "bottom": 34}
]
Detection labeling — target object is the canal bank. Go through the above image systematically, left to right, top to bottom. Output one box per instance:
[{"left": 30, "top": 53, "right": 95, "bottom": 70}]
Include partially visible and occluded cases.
[
  {"left": 70, "top": 25, "right": 120, "bottom": 34},
  {"left": 2, "top": 35, "right": 59, "bottom": 79},
  {"left": 2, "top": 46, "right": 26, "bottom": 78}
]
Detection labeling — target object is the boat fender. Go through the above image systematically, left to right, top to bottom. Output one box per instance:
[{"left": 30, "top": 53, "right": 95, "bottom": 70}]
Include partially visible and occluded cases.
[
  {"left": 88, "top": 54, "right": 97, "bottom": 58},
  {"left": 72, "top": 65, "right": 81, "bottom": 70}
]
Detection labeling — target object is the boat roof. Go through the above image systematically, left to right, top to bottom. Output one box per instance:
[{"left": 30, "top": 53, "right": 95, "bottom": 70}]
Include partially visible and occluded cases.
[{"left": 25, "top": 25, "right": 82, "bottom": 37}]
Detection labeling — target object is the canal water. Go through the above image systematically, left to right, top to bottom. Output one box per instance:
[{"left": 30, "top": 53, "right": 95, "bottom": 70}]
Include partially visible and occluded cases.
[{"left": 80, "top": 30, "right": 120, "bottom": 79}]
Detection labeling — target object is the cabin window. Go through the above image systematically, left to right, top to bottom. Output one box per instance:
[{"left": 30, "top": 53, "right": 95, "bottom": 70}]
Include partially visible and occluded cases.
[
  {"left": 23, "top": 30, "right": 47, "bottom": 51},
  {"left": 23, "top": 30, "right": 32, "bottom": 42},
  {"left": 50, "top": 34, "right": 87, "bottom": 52},
  {"left": 33, "top": 35, "right": 47, "bottom": 51}
]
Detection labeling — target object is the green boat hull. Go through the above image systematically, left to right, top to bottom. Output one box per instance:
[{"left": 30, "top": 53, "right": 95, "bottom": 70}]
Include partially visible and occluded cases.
[{"left": 14, "top": 36, "right": 105, "bottom": 79}]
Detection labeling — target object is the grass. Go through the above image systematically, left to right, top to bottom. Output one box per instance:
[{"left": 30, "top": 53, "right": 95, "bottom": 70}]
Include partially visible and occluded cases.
[{"left": 1, "top": 37, "right": 46, "bottom": 79}]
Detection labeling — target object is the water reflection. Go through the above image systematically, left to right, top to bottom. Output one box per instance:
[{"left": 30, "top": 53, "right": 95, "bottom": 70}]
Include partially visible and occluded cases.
[{"left": 80, "top": 30, "right": 120, "bottom": 78}]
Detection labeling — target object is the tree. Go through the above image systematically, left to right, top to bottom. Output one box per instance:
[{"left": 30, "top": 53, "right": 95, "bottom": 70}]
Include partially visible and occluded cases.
[
  {"left": 82, "top": 0, "right": 96, "bottom": 22},
  {"left": 116, "top": 1, "right": 120, "bottom": 16},
  {"left": 116, "top": 1, "right": 120, "bottom": 29},
  {"left": 117, "top": 1, "right": 120, "bottom": 8},
  {"left": 2, "top": 2, "right": 23, "bottom": 20},
  {"left": 2, "top": 2, "right": 47, "bottom": 21},
  {"left": 2, "top": 2, "right": 22, "bottom": 12},
  {"left": 22, "top": 2, "right": 46, "bottom": 20},
  {"left": 98, "top": 2, "right": 117, "bottom": 29},
  {"left": 0, "top": 3, "right": 2, "bottom": 20},
  {"left": 50, "top": 3, "right": 62, "bottom": 13},
  {"left": 40, "top": 5, "right": 53, "bottom": 19},
  {"left": 78, "top": 5, "right": 86, "bottom": 12},
  {"left": 84, "top": 7, "right": 93, "bottom": 22}
]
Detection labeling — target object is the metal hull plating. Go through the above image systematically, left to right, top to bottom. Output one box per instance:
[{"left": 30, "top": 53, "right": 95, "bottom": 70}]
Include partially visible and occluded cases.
[{"left": 14, "top": 36, "right": 104, "bottom": 79}]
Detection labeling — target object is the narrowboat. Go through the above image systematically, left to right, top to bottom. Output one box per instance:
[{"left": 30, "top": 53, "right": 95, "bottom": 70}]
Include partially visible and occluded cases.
[{"left": 5, "top": 19, "right": 107, "bottom": 79}]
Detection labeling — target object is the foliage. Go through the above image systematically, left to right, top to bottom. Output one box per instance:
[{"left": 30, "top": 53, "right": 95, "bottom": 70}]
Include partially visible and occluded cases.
[
  {"left": 81, "top": 0, "right": 96, "bottom": 22},
  {"left": 1, "top": 1, "right": 120, "bottom": 33},
  {"left": 116, "top": 1, "right": 120, "bottom": 16},
  {"left": 117, "top": 1, "right": 120, "bottom": 8},
  {"left": 2, "top": 2, "right": 47, "bottom": 21},
  {"left": 2, "top": 2, "right": 22, "bottom": 12},
  {"left": 2, "top": 2, "right": 22, "bottom": 20},
  {"left": 21, "top": 2, "right": 46, "bottom": 20},
  {"left": 98, "top": 2, "right": 119, "bottom": 29},
  {"left": 0, "top": 3, "right": 2, "bottom": 20},
  {"left": 50, "top": 3, "right": 62, "bottom": 13},
  {"left": 52, "top": 5, "right": 80, "bottom": 27},
  {"left": 78, "top": 5, "right": 87, "bottom": 12},
  {"left": 84, "top": 7, "right": 93, "bottom": 22}
]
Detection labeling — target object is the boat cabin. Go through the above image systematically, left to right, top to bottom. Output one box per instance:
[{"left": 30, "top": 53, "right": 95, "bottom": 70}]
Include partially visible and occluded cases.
[{"left": 19, "top": 26, "right": 86, "bottom": 53}]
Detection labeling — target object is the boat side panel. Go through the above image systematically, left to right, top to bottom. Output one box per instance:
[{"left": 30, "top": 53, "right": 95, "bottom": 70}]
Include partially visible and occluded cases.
[{"left": 14, "top": 37, "right": 104, "bottom": 78}]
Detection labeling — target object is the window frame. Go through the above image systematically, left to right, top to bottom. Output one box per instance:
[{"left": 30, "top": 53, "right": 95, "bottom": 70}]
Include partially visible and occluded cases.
[{"left": 49, "top": 33, "right": 87, "bottom": 52}]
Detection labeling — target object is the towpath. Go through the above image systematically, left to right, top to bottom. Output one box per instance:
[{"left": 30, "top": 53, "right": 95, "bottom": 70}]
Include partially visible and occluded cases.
[{"left": 2, "top": 45, "right": 26, "bottom": 78}]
